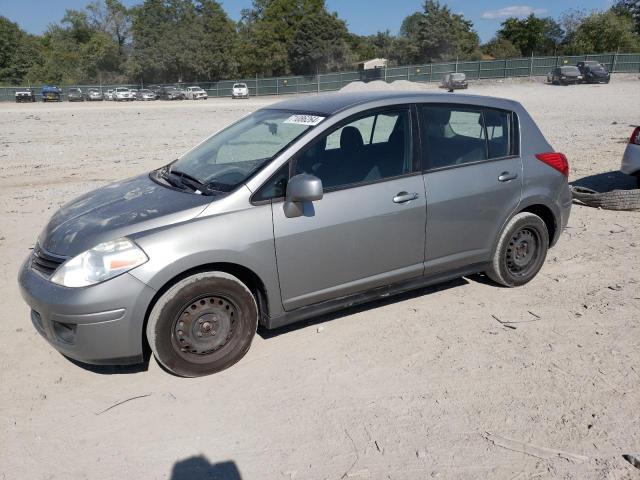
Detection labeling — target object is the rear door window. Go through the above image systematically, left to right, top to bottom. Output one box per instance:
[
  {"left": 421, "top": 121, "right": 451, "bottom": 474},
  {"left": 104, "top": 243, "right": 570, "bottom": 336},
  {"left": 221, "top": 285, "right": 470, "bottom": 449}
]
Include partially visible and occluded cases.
[
  {"left": 420, "top": 104, "right": 516, "bottom": 170},
  {"left": 420, "top": 106, "right": 487, "bottom": 169},
  {"left": 484, "top": 109, "right": 511, "bottom": 159}
]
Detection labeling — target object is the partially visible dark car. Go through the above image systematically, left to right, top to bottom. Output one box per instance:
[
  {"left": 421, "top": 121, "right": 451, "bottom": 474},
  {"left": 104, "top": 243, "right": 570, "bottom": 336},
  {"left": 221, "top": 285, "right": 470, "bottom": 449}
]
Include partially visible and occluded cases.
[
  {"left": 577, "top": 61, "right": 611, "bottom": 84},
  {"left": 548, "top": 66, "right": 582, "bottom": 85},
  {"left": 442, "top": 73, "right": 468, "bottom": 90},
  {"left": 41, "top": 86, "right": 63, "bottom": 102},
  {"left": 159, "top": 86, "right": 183, "bottom": 100},
  {"left": 15, "top": 88, "right": 36, "bottom": 103},
  {"left": 67, "top": 88, "right": 85, "bottom": 102}
]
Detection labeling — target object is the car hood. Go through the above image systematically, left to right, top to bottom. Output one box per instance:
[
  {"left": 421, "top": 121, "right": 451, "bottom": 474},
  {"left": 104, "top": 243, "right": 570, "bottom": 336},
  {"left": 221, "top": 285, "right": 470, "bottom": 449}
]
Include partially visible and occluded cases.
[{"left": 39, "top": 174, "right": 211, "bottom": 257}]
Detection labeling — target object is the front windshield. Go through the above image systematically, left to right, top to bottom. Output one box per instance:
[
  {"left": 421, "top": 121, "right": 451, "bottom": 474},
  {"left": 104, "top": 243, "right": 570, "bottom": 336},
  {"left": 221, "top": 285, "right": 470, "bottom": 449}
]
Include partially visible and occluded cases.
[
  {"left": 561, "top": 67, "right": 579, "bottom": 74},
  {"left": 451, "top": 74, "right": 465, "bottom": 80},
  {"left": 168, "top": 109, "right": 324, "bottom": 192}
]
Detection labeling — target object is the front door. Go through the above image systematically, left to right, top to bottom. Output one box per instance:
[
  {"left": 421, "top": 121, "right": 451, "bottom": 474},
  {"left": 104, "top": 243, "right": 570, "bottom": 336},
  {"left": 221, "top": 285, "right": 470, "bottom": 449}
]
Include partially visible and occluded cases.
[
  {"left": 418, "top": 104, "right": 523, "bottom": 273},
  {"left": 272, "top": 107, "right": 427, "bottom": 311}
]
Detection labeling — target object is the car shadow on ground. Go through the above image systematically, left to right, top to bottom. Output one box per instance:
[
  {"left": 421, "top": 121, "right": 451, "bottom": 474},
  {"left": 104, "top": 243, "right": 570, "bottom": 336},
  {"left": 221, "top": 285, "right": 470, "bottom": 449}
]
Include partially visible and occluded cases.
[
  {"left": 570, "top": 170, "right": 637, "bottom": 191},
  {"left": 258, "top": 276, "right": 469, "bottom": 339},
  {"left": 63, "top": 354, "right": 150, "bottom": 375},
  {"left": 170, "top": 456, "right": 242, "bottom": 480}
]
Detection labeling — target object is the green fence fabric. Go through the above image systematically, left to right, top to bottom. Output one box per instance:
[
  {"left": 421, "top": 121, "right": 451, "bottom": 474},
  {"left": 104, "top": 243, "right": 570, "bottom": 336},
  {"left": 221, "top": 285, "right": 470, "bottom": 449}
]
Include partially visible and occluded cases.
[{"left": 2, "top": 52, "right": 639, "bottom": 102}]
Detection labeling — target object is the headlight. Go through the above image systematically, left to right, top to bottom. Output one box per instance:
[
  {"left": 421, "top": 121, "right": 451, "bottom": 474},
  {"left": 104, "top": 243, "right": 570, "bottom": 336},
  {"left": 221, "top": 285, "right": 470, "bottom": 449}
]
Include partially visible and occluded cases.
[{"left": 51, "top": 238, "right": 148, "bottom": 287}]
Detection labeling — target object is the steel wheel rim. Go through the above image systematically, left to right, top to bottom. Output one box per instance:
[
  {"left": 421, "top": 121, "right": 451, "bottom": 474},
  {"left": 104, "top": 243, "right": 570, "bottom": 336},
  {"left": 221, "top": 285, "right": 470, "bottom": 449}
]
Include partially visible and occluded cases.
[
  {"left": 505, "top": 227, "right": 540, "bottom": 277},
  {"left": 171, "top": 295, "right": 237, "bottom": 361}
]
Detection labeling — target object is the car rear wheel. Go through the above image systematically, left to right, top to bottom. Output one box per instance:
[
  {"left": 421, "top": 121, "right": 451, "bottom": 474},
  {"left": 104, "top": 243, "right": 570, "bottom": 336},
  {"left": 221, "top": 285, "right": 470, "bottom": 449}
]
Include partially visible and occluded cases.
[
  {"left": 486, "top": 212, "right": 549, "bottom": 288},
  {"left": 146, "top": 271, "right": 258, "bottom": 377}
]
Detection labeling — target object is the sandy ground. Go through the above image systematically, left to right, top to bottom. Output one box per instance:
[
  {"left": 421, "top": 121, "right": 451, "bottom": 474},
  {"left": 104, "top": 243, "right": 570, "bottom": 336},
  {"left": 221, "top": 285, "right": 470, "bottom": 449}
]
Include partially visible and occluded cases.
[{"left": 1, "top": 76, "right": 639, "bottom": 480}]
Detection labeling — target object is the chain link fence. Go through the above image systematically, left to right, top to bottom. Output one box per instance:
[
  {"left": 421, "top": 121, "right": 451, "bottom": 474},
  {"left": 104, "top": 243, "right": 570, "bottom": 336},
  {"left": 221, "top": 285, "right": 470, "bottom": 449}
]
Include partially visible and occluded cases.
[{"left": 2, "top": 52, "right": 639, "bottom": 102}]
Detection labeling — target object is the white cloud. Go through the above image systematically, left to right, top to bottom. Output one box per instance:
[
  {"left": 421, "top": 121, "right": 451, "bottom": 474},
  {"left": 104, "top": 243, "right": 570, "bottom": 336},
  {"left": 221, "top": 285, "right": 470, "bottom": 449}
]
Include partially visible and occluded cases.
[{"left": 481, "top": 5, "right": 548, "bottom": 20}]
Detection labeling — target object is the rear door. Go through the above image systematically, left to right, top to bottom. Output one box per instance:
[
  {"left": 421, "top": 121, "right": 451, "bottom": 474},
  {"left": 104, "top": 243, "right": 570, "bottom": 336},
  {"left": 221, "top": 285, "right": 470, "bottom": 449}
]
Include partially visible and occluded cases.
[
  {"left": 419, "top": 104, "right": 522, "bottom": 274},
  {"left": 268, "top": 106, "right": 427, "bottom": 311}
]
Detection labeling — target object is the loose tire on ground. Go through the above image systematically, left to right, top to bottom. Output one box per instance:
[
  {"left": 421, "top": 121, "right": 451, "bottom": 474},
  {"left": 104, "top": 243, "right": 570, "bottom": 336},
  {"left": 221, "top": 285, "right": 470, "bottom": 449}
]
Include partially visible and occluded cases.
[
  {"left": 571, "top": 186, "right": 640, "bottom": 211},
  {"left": 486, "top": 212, "right": 549, "bottom": 288},
  {"left": 146, "top": 271, "right": 258, "bottom": 377}
]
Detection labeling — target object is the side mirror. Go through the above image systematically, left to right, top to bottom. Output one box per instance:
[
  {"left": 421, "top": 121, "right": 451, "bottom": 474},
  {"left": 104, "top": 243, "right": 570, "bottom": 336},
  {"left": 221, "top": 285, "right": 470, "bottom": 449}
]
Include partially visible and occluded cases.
[{"left": 283, "top": 174, "right": 323, "bottom": 218}]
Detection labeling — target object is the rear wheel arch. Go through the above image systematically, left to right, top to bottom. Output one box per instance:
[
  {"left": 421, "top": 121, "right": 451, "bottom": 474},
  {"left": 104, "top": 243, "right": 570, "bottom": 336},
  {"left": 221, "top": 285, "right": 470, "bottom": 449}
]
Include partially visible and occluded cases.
[{"left": 518, "top": 204, "right": 557, "bottom": 246}]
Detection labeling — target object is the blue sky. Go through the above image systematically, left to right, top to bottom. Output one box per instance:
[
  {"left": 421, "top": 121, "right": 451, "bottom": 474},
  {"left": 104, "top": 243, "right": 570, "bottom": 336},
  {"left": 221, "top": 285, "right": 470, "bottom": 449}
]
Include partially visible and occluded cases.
[{"left": 0, "top": 0, "right": 612, "bottom": 42}]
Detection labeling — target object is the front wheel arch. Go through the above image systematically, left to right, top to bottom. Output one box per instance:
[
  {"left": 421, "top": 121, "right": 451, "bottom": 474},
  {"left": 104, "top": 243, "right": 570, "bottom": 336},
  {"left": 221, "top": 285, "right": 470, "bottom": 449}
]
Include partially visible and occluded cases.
[
  {"left": 142, "top": 262, "right": 269, "bottom": 353},
  {"left": 146, "top": 271, "right": 259, "bottom": 376}
]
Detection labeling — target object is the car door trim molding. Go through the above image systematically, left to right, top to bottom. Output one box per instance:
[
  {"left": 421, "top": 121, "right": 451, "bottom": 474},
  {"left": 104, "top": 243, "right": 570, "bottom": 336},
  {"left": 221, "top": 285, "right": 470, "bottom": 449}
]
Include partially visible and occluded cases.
[{"left": 266, "top": 262, "right": 487, "bottom": 329}]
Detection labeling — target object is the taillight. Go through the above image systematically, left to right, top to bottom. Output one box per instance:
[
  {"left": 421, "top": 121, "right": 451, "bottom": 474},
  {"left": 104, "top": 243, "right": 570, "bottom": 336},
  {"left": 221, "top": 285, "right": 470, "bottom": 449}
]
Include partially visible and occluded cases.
[
  {"left": 629, "top": 126, "right": 640, "bottom": 145},
  {"left": 535, "top": 152, "right": 569, "bottom": 177}
]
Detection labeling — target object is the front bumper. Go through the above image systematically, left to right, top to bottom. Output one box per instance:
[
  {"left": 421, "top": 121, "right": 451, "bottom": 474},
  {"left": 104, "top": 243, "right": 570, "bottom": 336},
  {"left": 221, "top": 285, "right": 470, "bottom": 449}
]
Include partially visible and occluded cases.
[
  {"left": 232, "top": 92, "right": 249, "bottom": 98},
  {"left": 621, "top": 143, "right": 640, "bottom": 175},
  {"left": 18, "top": 257, "right": 157, "bottom": 365}
]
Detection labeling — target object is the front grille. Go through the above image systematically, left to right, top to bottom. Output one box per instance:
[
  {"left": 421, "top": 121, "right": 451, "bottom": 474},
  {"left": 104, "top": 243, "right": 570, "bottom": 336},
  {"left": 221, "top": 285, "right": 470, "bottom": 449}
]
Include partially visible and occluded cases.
[{"left": 31, "top": 244, "right": 66, "bottom": 276}]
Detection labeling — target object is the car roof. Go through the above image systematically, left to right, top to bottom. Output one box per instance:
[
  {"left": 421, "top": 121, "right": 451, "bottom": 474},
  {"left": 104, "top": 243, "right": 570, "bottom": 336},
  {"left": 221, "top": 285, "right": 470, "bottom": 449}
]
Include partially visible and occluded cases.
[{"left": 267, "top": 90, "right": 520, "bottom": 115}]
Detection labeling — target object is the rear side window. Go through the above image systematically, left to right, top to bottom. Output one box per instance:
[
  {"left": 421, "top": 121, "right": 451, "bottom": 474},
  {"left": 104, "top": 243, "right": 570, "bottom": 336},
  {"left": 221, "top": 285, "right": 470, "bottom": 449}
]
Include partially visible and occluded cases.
[
  {"left": 420, "top": 105, "right": 517, "bottom": 170},
  {"left": 484, "top": 109, "right": 510, "bottom": 159}
]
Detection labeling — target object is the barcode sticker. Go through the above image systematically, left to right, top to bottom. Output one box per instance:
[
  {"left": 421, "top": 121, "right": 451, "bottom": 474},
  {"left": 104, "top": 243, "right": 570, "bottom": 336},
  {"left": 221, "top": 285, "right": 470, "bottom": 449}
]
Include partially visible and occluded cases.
[{"left": 284, "top": 114, "right": 325, "bottom": 126}]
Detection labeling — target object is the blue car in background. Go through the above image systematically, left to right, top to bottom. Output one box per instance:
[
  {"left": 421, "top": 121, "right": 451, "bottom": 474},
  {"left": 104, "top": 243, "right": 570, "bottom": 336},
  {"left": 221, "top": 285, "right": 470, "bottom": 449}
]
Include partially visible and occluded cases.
[{"left": 41, "top": 86, "right": 63, "bottom": 102}]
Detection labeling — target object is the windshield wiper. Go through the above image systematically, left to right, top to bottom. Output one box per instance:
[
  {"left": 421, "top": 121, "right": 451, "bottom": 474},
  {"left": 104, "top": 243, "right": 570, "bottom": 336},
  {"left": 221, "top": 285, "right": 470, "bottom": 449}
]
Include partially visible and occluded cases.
[
  {"left": 163, "top": 167, "right": 209, "bottom": 193},
  {"left": 169, "top": 167, "right": 204, "bottom": 187}
]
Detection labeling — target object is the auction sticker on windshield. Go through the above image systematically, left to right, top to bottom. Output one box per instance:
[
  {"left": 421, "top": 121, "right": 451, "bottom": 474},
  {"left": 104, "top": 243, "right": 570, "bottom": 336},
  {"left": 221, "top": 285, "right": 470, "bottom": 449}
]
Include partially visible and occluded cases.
[{"left": 284, "top": 114, "right": 325, "bottom": 126}]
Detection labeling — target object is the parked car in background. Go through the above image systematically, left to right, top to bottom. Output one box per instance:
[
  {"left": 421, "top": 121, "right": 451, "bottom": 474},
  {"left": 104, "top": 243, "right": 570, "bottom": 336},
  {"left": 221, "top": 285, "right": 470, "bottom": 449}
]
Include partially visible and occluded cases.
[
  {"left": 577, "top": 61, "right": 611, "bottom": 84},
  {"left": 548, "top": 66, "right": 583, "bottom": 85},
  {"left": 441, "top": 73, "right": 468, "bottom": 90},
  {"left": 231, "top": 83, "right": 249, "bottom": 99},
  {"left": 148, "top": 85, "right": 162, "bottom": 97},
  {"left": 41, "top": 86, "right": 63, "bottom": 102},
  {"left": 159, "top": 86, "right": 183, "bottom": 100},
  {"left": 185, "top": 86, "right": 208, "bottom": 100},
  {"left": 113, "top": 87, "right": 134, "bottom": 101},
  {"left": 15, "top": 88, "right": 36, "bottom": 103},
  {"left": 67, "top": 88, "right": 85, "bottom": 102},
  {"left": 87, "top": 88, "right": 103, "bottom": 101},
  {"left": 104, "top": 89, "right": 114, "bottom": 101},
  {"left": 129, "top": 89, "right": 138, "bottom": 99},
  {"left": 136, "top": 89, "right": 157, "bottom": 101},
  {"left": 18, "top": 91, "right": 571, "bottom": 377},
  {"left": 621, "top": 126, "right": 640, "bottom": 187}
]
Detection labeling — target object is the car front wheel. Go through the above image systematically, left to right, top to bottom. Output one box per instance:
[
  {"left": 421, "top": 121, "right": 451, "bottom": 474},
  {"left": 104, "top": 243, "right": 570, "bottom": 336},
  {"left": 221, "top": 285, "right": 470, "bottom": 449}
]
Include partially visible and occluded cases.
[
  {"left": 486, "top": 212, "right": 549, "bottom": 287},
  {"left": 146, "top": 271, "right": 258, "bottom": 377}
]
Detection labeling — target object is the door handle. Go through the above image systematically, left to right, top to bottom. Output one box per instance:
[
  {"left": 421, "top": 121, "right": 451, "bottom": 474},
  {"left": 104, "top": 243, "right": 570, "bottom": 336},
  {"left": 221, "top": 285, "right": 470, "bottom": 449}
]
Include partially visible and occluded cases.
[
  {"left": 498, "top": 172, "right": 518, "bottom": 182},
  {"left": 393, "top": 192, "right": 419, "bottom": 204}
]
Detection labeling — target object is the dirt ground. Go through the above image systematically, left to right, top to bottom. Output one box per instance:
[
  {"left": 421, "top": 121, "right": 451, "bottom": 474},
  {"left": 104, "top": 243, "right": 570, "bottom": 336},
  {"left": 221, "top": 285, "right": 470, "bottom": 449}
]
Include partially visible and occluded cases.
[{"left": 1, "top": 76, "right": 639, "bottom": 480}]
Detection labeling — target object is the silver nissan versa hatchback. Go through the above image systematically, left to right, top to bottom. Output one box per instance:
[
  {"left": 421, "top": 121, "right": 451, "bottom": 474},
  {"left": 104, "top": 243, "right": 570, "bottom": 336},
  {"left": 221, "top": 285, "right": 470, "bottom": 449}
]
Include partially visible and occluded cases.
[{"left": 19, "top": 91, "right": 572, "bottom": 377}]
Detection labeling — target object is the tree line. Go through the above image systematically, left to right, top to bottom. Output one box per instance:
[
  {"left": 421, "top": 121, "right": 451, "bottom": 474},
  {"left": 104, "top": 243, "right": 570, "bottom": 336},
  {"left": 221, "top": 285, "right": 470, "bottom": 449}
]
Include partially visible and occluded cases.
[{"left": 1, "top": 0, "right": 639, "bottom": 86}]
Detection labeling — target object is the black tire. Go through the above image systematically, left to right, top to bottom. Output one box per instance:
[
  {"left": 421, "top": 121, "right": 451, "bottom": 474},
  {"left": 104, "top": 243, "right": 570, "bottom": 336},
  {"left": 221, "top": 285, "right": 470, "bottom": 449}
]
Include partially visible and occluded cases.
[
  {"left": 634, "top": 173, "right": 640, "bottom": 189},
  {"left": 486, "top": 212, "right": 549, "bottom": 288},
  {"left": 146, "top": 272, "right": 258, "bottom": 377}
]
